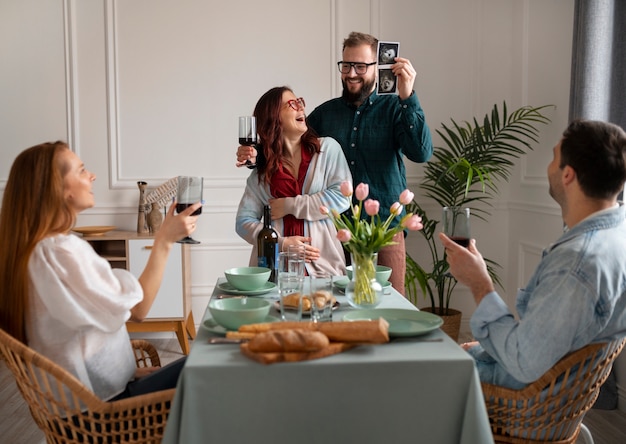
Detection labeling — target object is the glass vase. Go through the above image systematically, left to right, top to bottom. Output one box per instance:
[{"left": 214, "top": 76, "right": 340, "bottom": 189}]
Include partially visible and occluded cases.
[{"left": 345, "top": 252, "right": 383, "bottom": 309}]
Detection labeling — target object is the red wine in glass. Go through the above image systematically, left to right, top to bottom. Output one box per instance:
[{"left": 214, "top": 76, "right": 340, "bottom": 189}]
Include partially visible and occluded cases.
[
  {"left": 239, "top": 116, "right": 257, "bottom": 166},
  {"left": 239, "top": 137, "right": 255, "bottom": 146},
  {"left": 176, "top": 176, "right": 203, "bottom": 244},
  {"left": 176, "top": 202, "right": 202, "bottom": 216},
  {"left": 443, "top": 207, "right": 471, "bottom": 276},
  {"left": 451, "top": 236, "right": 470, "bottom": 248}
]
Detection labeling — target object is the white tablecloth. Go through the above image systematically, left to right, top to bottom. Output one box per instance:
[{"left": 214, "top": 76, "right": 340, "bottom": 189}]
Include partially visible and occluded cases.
[{"left": 162, "top": 278, "right": 493, "bottom": 444}]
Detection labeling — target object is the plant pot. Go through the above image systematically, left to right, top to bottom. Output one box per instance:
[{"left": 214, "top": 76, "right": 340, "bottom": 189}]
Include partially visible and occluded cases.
[
  {"left": 345, "top": 252, "right": 383, "bottom": 309},
  {"left": 420, "top": 307, "right": 462, "bottom": 342}
]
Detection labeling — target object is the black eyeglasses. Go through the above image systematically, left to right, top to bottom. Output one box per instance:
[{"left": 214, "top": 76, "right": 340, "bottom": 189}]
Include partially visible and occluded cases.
[
  {"left": 337, "top": 61, "right": 377, "bottom": 75},
  {"left": 285, "top": 97, "right": 306, "bottom": 111}
]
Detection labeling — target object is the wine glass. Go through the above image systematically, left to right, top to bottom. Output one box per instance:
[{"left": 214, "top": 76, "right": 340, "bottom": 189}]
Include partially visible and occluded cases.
[
  {"left": 239, "top": 116, "right": 256, "bottom": 166},
  {"left": 176, "top": 176, "right": 203, "bottom": 244},
  {"left": 442, "top": 207, "right": 471, "bottom": 247}
]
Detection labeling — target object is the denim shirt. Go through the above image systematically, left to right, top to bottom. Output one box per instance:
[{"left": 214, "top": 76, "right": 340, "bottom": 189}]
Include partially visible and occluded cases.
[{"left": 469, "top": 204, "right": 626, "bottom": 389}]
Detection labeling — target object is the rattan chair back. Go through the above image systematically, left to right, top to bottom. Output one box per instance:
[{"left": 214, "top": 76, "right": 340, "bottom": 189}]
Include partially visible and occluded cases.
[
  {"left": 0, "top": 328, "right": 175, "bottom": 443},
  {"left": 481, "top": 338, "right": 625, "bottom": 443}
]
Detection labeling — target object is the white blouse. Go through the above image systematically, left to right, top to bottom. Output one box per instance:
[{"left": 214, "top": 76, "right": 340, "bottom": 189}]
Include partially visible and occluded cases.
[{"left": 27, "top": 233, "right": 143, "bottom": 400}]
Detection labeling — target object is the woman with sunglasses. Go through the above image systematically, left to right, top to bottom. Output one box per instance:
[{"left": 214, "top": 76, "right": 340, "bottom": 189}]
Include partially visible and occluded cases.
[{"left": 235, "top": 86, "right": 352, "bottom": 276}]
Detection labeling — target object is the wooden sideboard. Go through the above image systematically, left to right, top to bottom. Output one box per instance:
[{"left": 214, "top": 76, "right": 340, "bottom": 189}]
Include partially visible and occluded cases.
[{"left": 81, "top": 230, "right": 195, "bottom": 354}]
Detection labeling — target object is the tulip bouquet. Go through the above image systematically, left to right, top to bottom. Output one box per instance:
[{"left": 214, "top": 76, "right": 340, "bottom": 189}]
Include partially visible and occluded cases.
[{"left": 321, "top": 182, "right": 423, "bottom": 306}]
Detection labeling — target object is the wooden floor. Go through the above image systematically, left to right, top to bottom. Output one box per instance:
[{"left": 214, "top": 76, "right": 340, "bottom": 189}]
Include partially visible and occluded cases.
[{"left": 2, "top": 338, "right": 626, "bottom": 444}]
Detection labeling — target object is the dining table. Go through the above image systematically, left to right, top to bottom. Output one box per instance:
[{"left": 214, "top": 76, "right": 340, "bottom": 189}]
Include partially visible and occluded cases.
[{"left": 162, "top": 277, "right": 494, "bottom": 444}]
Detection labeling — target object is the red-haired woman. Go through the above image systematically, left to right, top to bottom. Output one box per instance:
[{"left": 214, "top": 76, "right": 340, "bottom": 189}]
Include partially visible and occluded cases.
[{"left": 235, "top": 86, "right": 352, "bottom": 276}]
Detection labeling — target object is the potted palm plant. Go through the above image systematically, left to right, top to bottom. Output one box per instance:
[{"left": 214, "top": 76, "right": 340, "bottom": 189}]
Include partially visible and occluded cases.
[{"left": 404, "top": 102, "right": 552, "bottom": 340}]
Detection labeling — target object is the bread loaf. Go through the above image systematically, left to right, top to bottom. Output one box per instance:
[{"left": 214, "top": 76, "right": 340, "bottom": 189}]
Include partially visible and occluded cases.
[
  {"left": 311, "top": 290, "right": 335, "bottom": 309},
  {"left": 281, "top": 292, "right": 336, "bottom": 311},
  {"left": 281, "top": 293, "right": 311, "bottom": 311},
  {"left": 247, "top": 329, "right": 330, "bottom": 353}
]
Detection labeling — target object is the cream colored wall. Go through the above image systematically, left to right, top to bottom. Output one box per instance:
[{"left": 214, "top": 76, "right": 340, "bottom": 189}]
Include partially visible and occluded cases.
[{"left": 10, "top": 0, "right": 622, "bottom": 406}]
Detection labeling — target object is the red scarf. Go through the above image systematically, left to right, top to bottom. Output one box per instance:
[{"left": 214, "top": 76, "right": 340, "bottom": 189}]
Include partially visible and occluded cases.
[{"left": 269, "top": 148, "right": 312, "bottom": 236}]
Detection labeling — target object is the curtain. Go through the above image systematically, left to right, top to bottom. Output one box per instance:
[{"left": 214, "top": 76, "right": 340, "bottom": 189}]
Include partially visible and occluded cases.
[
  {"left": 569, "top": 0, "right": 626, "bottom": 129},
  {"left": 569, "top": 0, "right": 626, "bottom": 408}
]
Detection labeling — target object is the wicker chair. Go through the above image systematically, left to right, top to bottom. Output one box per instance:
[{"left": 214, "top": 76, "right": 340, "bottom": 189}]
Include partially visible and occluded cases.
[
  {"left": 0, "top": 328, "right": 175, "bottom": 443},
  {"left": 481, "top": 338, "right": 626, "bottom": 444}
]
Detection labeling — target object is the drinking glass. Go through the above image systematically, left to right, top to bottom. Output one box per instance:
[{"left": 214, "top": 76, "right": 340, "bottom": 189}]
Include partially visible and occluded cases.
[
  {"left": 239, "top": 116, "right": 256, "bottom": 166},
  {"left": 176, "top": 176, "right": 203, "bottom": 244},
  {"left": 442, "top": 207, "right": 471, "bottom": 248},
  {"left": 287, "top": 244, "right": 306, "bottom": 278},
  {"left": 310, "top": 273, "right": 333, "bottom": 322},
  {"left": 278, "top": 274, "right": 304, "bottom": 321}
]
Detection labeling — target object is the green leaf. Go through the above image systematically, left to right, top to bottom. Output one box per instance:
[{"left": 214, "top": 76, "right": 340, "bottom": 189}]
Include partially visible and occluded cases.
[{"left": 405, "top": 102, "right": 553, "bottom": 310}]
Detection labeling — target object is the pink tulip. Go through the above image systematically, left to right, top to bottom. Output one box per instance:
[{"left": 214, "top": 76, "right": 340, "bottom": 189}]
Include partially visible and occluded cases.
[
  {"left": 340, "top": 181, "right": 353, "bottom": 197},
  {"left": 355, "top": 183, "right": 369, "bottom": 201},
  {"left": 399, "top": 189, "right": 414, "bottom": 205},
  {"left": 364, "top": 199, "right": 380, "bottom": 216},
  {"left": 390, "top": 202, "right": 403, "bottom": 216},
  {"left": 320, "top": 205, "right": 329, "bottom": 216},
  {"left": 403, "top": 214, "right": 424, "bottom": 231},
  {"left": 337, "top": 229, "right": 352, "bottom": 243}
]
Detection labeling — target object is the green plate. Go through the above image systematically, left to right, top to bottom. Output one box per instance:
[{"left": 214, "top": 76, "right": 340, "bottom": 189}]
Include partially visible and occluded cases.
[
  {"left": 216, "top": 281, "right": 276, "bottom": 296},
  {"left": 342, "top": 309, "right": 443, "bottom": 337},
  {"left": 202, "top": 315, "right": 280, "bottom": 335}
]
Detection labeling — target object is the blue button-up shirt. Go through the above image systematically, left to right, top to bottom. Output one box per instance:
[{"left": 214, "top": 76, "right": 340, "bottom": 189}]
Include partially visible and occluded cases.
[
  {"left": 307, "top": 91, "right": 433, "bottom": 225},
  {"left": 469, "top": 205, "right": 626, "bottom": 388}
]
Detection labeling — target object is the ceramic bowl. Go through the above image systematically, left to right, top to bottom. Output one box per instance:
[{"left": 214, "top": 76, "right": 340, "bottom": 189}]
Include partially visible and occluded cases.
[
  {"left": 345, "top": 265, "right": 393, "bottom": 284},
  {"left": 224, "top": 267, "right": 271, "bottom": 291},
  {"left": 208, "top": 298, "right": 271, "bottom": 330}
]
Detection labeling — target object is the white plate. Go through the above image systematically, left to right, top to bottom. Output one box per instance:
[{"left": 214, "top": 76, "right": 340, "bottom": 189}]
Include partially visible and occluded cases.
[
  {"left": 216, "top": 281, "right": 276, "bottom": 296},
  {"left": 342, "top": 309, "right": 443, "bottom": 337},
  {"left": 202, "top": 315, "right": 280, "bottom": 335}
]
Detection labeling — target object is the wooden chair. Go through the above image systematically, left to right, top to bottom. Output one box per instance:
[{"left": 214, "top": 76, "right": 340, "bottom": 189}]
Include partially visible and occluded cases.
[
  {"left": 0, "top": 328, "right": 175, "bottom": 443},
  {"left": 481, "top": 338, "right": 626, "bottom": 444}
]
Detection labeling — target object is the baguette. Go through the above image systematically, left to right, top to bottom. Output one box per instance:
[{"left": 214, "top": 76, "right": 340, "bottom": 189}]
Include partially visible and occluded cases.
[
  {"left": 239, "top": 319, "right": 389, "bottom": 344},
  {"left": 247, "top": 329, "right": 329, "bottom": 353},
  {"left": 225, "top": 331, "right": 257, "bottom": 340}
]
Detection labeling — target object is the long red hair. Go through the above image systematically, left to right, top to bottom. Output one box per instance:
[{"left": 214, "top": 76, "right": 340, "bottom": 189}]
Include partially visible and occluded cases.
[
  {"left": 253, "top": 86, "right": 320, "bottom": 184},
  {"left": 0, "top": 141, "right": 75, "bottom": 342}
]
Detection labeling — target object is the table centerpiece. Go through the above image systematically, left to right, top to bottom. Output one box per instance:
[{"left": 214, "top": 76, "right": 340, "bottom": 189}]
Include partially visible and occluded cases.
[{"left": 321, "top": 181, "right": 423, "bottom": 308}]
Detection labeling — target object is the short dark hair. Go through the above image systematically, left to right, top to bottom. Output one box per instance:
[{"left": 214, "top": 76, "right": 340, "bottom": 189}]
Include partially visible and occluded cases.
[{"left": 560, "top": 120, "right": 626, "bottom": 199}]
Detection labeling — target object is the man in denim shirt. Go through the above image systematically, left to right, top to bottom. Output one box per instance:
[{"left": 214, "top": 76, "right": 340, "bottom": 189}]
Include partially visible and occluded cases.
[
  {"left": 237, "top": 32, "right": 433, "bottom": 294},
  {"left": 439, "top": 120, "right": 626, "bottom": 389}
]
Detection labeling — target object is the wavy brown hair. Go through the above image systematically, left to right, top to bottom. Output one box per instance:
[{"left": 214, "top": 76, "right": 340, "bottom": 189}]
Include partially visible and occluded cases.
[
  {"left": 253, "top": 86, "right": 320, "bottom": 184},
  {"left": 0, "top": 141, "right": 75, "bottom": 342}
]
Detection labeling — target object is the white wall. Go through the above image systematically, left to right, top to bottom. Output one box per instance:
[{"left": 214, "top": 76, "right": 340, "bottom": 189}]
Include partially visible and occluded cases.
[{"left": 10, "top": 0, "right": 623, "bottom": 407}]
